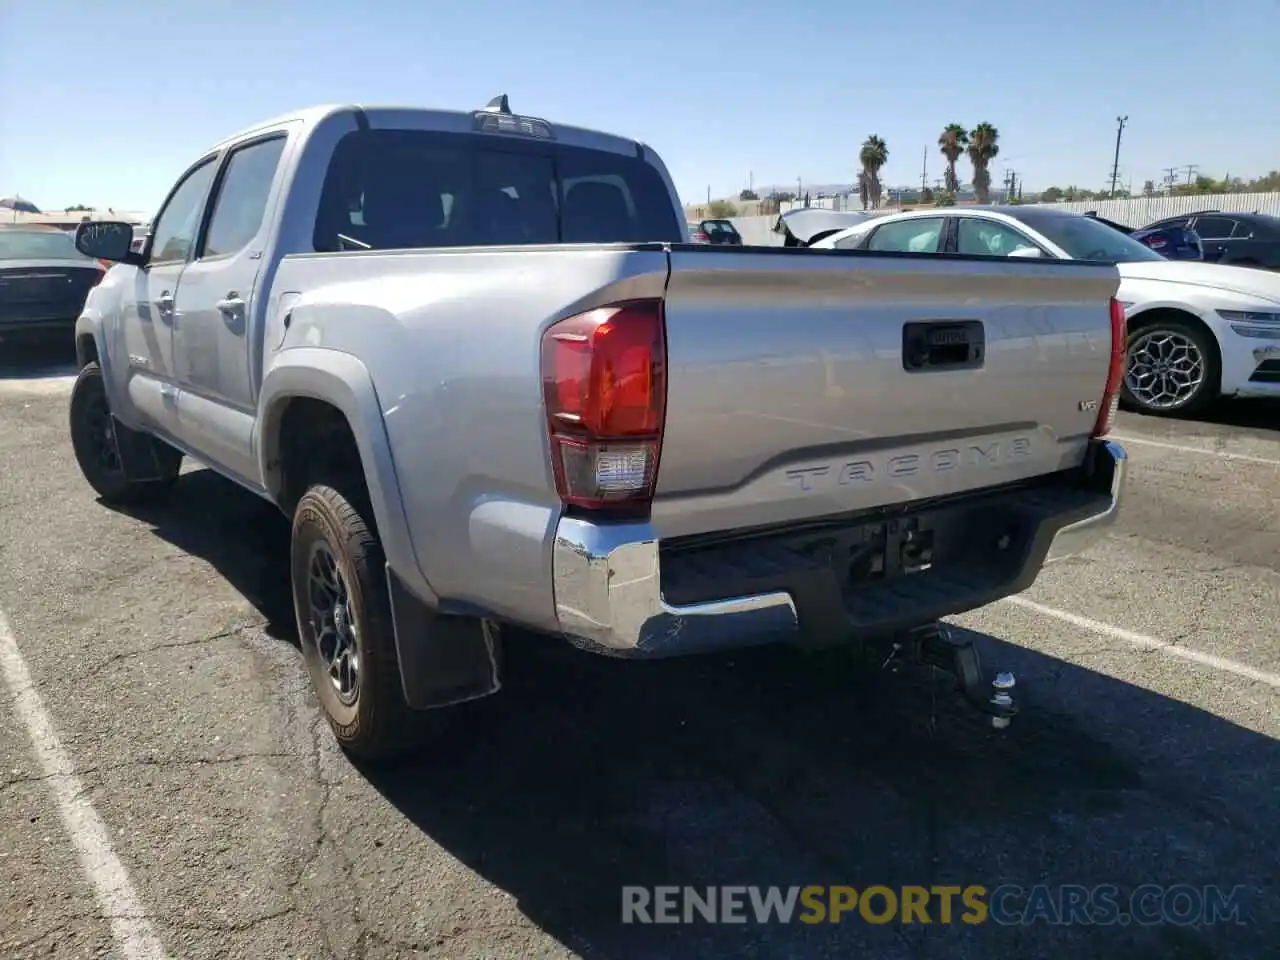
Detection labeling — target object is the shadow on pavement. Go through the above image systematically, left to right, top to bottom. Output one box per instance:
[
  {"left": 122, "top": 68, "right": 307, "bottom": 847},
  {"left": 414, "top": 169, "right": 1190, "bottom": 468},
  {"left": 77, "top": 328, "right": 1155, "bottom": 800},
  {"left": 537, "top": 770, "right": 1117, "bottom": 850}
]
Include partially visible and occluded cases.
[
  {"left": 0, "top": 339, "right": 79, "bottom": 381},
  {"left": 1195, "top": 397, "right": 1280, "bottom": 434},
  {"left": 107, "top": 467, "right": 298, "bottom": 643},
  {"left": 118, "top": 467, "right": 1278, "bottom": 959}
]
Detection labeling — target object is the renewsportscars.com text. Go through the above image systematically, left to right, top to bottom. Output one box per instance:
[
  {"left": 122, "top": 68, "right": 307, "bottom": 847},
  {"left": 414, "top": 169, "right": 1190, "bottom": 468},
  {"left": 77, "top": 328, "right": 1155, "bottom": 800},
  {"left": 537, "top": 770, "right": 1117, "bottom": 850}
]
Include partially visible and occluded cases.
[{"left": 621, "top": 884, "right": 1249, "bottom": 927}]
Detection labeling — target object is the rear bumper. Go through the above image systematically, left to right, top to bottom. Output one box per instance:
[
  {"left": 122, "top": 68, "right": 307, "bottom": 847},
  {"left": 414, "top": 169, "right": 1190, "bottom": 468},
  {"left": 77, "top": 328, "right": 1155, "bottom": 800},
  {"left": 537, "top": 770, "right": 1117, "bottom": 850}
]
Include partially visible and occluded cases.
[{"left": 552, "top": 440, "right": 1127, "bottom": 658}]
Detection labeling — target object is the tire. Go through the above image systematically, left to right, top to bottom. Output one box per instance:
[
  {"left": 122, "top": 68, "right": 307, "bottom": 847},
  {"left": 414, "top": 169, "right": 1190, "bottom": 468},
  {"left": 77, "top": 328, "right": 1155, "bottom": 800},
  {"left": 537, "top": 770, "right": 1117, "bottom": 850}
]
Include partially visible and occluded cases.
[
  {"left": 1119, "top": 318, "right": 1220, "bottom": 417},
  {"left": 68, "top": 362, "right": 181, "bottom": 503},
  {"left": 290, "top": 483, "right": 426, "bottom": 761}
]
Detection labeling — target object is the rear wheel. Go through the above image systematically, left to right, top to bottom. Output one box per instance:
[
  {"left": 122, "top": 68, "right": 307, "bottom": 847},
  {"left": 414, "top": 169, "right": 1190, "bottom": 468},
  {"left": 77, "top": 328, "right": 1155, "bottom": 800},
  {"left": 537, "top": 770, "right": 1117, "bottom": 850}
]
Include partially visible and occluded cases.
[
  {"left": 1119, "top": 318, "right": 1219, "bottom": 417},
  {"left": 68, "top": 362, "right": 181, "bottom": 503},
  {"left": 291, "top": 483, "right": 435, "bottom": 760}
]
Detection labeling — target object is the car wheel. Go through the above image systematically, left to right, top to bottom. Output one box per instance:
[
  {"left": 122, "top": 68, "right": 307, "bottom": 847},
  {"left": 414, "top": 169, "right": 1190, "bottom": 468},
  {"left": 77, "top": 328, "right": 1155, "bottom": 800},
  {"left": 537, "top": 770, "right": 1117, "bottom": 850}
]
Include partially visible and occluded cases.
[
  {"left": 1120, "top": 319, "right": 1219, "bottom": 417},
  {"left": 68, "top": 362, "right": 181, "bottom": 503},
  {"left": 291, "top": 483, "right": 433, "bottom": 760}
]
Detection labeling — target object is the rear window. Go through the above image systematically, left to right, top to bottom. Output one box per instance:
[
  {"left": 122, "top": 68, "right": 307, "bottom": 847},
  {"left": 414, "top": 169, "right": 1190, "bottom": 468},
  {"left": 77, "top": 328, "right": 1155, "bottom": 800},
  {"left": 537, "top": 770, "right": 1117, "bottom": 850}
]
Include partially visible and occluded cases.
[
  {"left": 313, "top": 128, "right": 682, "bottom": 251},
  {"left": 702, "top": 220, "right": 739, "bottom": 237},
  {"left": 0, "top": 229, "right": 90, "bottom": 261}
]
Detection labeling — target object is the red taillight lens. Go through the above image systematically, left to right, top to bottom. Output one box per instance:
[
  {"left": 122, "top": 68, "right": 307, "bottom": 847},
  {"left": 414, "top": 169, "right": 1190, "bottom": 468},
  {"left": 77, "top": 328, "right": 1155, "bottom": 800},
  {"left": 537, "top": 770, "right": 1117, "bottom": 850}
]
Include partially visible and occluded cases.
[
  {"left": 1093, "top": 296, "right": 1127, "bottom": 438},
  {"left": 541, "top": 299, "right": 667, "bottom": 510}
]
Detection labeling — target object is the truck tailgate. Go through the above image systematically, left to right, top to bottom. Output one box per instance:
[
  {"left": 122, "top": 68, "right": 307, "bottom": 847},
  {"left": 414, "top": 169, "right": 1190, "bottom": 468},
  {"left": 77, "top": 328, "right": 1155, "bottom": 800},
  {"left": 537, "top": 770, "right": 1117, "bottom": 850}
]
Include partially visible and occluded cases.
[{"left": 653, "top": 247, "right": 1121, "bottom": 539}]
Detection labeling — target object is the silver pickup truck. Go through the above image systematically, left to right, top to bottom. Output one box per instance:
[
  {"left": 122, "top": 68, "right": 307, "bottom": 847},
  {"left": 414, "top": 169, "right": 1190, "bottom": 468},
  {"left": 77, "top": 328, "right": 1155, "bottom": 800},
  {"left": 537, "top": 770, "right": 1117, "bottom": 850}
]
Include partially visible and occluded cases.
[{"left": 71, "top": 96, "right": 1128, "bottom": 759}]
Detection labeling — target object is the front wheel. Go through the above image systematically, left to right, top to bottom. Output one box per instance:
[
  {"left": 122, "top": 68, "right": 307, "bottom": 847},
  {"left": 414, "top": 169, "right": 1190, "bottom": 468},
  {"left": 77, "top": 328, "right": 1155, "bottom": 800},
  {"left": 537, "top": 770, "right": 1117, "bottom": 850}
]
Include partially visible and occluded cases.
[
  {"left": 1119, "top": 320, "right": 1220, "bottom": 417},
  {"left": 68, "top": 362, "right": 181, "bottom": 503}
]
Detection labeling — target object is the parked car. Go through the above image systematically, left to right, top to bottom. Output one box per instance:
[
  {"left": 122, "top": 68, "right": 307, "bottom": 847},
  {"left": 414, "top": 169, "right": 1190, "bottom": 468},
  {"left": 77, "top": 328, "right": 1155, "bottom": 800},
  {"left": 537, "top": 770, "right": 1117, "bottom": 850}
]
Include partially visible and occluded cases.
[
  {"left": 71, "top": 99, "right": 1126, "bottom": 760},
  {"left": 814, "top": 206, "right": 1280, "bottom": 415},
  {"left": 772, "top": 208, "right": 879, "bottom": 247},
  {"left": 1141, "top": 210, "right": 1280, "bottom": 271},
  {"left": 1084, "top": 212, "right": 1204, "bottom": 261},
  {"left": 694, "top": 218, "right": 743, "bottom": 246},
  {"left": 0, "top": 226, "right": 105, "bottom": 346}
]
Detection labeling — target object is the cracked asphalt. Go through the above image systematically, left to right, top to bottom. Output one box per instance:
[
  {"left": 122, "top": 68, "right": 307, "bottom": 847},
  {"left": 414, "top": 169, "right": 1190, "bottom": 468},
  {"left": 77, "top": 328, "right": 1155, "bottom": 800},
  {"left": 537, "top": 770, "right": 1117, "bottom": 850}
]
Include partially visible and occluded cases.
[{"left": 1, "top": 344, "right": 1278, "bottom": 959}]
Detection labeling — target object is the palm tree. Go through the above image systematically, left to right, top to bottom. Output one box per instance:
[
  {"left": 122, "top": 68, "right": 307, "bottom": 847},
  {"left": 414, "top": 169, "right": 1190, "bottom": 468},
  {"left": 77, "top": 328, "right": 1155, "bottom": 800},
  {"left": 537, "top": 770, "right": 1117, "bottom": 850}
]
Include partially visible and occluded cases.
[
  {"left": 937, "top": 123, "right": 968, "bottom": 199},
  {"left": 966, "top": 123, "right": 1000, "bottom": 204},
  {"left": 859, "top": 135, "right": 889, "bottom": 209}
]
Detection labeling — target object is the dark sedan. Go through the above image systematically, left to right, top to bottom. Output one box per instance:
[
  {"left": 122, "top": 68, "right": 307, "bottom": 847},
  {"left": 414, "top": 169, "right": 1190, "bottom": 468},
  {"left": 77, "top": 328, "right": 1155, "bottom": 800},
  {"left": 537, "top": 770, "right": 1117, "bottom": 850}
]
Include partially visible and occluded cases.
[
  {"left": 1141, "top": 211, "right": 1280, "bottom": 270},
  {"left": 0, "top": 228, "right": 105, "bottom": 345}
]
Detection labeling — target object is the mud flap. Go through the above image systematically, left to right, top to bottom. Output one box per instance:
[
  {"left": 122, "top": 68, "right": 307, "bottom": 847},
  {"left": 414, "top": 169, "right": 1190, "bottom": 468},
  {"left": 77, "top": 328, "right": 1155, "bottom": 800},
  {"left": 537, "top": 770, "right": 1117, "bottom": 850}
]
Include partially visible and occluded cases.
[
  {"left": 111, "top": 416, "right": 177, "bottom": 483},
  {"left": 386, "top": 566, "right": 503, "bottom": 709}
]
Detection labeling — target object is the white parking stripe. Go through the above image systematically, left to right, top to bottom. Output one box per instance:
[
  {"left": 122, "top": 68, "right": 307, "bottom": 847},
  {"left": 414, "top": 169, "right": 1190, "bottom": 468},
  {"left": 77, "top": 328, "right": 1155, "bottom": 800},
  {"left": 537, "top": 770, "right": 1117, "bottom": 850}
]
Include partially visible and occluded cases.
[
  {"left": 1111, "top": 433, "right": 1280, "bottom": 467},
  {"left": 1005, "top": 595, "right": 1280, "bottom": 689},
  {"left": 0, "top": 606, "right": 170, "bottom": 960}
]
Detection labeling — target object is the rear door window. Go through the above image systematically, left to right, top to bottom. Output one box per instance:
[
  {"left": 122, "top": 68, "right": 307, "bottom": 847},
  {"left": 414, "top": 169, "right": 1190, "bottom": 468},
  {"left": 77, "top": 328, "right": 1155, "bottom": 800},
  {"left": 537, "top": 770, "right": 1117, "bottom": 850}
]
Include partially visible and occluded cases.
[
  {"left": 313, "top": 129, "right": 682, "bottom": 251},
  {"left": 1190, "top": 216, "right": 1236, "bottom": 240},
  {"left": 865, "top": 217, "right": 945, "bottom": 254}
]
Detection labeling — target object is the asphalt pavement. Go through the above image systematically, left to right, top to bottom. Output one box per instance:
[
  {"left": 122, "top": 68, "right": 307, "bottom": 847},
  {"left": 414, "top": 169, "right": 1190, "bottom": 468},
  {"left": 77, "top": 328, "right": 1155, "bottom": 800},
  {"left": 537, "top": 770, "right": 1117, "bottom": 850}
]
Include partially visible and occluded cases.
[{"left": 1, "top": 343, "right": 1277, "bottom": 959}]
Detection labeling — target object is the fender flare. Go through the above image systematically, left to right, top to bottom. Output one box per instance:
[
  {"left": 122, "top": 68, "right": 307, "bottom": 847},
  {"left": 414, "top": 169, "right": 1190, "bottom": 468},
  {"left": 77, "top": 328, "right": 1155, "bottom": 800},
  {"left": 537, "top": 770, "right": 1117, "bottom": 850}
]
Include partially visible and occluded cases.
[{"left": 256, "top": 348, "right": 437, "bottom": 606}]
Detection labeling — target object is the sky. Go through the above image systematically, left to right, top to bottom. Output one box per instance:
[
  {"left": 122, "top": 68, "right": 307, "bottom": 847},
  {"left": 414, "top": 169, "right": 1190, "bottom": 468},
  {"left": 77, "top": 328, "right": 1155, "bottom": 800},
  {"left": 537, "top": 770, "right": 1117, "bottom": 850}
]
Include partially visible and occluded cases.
[{"left": 3, "top": 0, "right": 1278, "bottom": 215}]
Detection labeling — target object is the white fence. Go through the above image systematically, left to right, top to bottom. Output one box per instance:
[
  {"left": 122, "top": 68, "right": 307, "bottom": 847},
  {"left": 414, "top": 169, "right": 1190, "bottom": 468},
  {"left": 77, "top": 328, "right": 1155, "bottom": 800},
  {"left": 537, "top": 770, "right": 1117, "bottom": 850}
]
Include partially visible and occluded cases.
[{"left": 1010, "top": 192, "right": 1280, "bottom": 227}]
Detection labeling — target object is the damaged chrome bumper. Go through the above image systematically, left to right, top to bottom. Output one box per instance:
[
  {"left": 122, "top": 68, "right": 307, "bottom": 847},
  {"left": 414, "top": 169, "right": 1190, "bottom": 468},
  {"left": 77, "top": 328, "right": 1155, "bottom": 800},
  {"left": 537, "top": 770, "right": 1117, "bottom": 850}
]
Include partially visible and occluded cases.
[
  {"left": 1043, "top": 439, "right": 1128, "bottom": 564},
  {"left": 551, "top": 440, "right": 1127, "bottom": 657},
  {"left": 551, "top": 518, "right": 799, "bottom": 658}
]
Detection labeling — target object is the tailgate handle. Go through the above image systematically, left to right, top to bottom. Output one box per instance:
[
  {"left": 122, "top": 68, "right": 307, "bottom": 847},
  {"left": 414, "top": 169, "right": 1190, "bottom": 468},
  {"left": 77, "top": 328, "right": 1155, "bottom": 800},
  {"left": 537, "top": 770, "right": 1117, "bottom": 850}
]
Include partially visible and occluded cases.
[{"left": 902, "top": 320, "right": 985, "bottom": 372}]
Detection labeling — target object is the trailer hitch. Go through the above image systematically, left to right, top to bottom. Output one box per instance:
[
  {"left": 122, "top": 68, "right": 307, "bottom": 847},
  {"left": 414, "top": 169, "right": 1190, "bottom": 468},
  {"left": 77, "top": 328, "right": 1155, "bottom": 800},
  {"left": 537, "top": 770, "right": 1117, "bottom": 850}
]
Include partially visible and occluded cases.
[{"left": 878, "top": 622, "right": 1019, "bottom": 728}]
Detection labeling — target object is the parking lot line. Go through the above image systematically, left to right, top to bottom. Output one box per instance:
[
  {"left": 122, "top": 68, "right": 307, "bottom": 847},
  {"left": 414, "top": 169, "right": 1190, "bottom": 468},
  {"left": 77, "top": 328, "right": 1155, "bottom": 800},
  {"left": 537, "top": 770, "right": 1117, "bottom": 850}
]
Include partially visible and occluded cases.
[
  {"left": 1110, "top": 433, "right": 1280, "bottom": 467},
  {"left": 1004, "top": 594, "right": 1280, "bottom": 689},
  {"left": 0, "top": 605, "right": 170, "bottom": 960}
]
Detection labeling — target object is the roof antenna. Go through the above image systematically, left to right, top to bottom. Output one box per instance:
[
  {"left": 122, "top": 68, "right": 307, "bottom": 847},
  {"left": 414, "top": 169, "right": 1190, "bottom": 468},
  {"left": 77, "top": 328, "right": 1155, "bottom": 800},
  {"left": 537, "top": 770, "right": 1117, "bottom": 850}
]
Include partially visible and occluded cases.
[{"left": 482, "top": 94, "right": 512, "bottom": 114}]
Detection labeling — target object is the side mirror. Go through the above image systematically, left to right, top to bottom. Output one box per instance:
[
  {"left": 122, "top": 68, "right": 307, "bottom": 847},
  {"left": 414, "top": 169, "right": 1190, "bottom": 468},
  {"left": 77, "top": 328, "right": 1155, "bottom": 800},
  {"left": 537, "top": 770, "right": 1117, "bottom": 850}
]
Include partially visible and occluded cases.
[
  {"left": 75, "top": 221, "right": 143, "bottom": 265},
  {"left": 1008, "top": 246, "right": 1043, "bottom": 258}
]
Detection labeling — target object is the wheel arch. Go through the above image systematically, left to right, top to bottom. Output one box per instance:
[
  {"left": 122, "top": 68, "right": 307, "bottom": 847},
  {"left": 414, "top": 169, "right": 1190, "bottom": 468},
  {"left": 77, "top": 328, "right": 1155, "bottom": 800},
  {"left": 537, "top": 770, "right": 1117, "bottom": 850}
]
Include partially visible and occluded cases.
[{"left": 257, "top": 349, "right": 437, "bottom": 606}]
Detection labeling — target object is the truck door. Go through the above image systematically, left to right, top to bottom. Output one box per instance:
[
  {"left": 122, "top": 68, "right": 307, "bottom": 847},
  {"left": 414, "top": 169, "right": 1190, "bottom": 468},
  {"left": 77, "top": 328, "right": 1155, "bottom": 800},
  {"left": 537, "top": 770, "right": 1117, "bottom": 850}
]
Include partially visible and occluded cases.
[
  {"left": 170, "top": 134, "right": 288, "bottom": 485},
  {"left": 121, "top": 157, "right": 218, "bottom": 439}
]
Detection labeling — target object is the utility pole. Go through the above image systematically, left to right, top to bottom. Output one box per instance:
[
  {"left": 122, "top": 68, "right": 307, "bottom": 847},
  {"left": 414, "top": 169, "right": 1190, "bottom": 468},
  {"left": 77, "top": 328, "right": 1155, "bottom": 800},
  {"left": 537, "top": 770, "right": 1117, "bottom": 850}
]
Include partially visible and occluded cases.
[
  {"left": 1109, "top": 115, "right": 1128, "bottom": 199},
  {"left": 920, "top": 146, "right": 928, "bottom": 194},
  {"left": 1181, "top": 164, "right": 1199, "bottom": 186},
  {"left": 1162, "top": 166, "right": 1179, "bottom": 195},
  {"left": 749, "top": 170, "right": 754, "bottom": 194}
]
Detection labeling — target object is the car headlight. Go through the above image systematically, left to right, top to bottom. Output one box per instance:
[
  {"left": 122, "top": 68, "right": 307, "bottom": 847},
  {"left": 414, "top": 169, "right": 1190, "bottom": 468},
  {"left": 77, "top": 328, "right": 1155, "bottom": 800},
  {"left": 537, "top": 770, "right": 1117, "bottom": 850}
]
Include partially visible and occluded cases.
[{"left": 1218, "top": 309, "right": 1280, "bottom": 338}]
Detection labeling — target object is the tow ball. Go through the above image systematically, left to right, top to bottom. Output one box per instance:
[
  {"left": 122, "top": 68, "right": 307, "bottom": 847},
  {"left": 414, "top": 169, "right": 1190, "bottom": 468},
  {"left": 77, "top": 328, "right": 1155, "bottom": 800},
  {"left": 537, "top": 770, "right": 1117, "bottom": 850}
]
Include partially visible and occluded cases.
[{"left": 877, "top": 622, "right": 1019, "bottom": 729}]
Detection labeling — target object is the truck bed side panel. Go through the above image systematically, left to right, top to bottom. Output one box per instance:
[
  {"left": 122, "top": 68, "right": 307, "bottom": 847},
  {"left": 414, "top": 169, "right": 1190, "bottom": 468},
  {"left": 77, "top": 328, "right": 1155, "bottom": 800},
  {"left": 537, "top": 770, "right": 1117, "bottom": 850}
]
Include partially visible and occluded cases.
[
  {"left": 266, "top": 245, "right": 669, "bottom": 628},
  {"left": 655, "top": 248, "right": 1120, "bottom": 540}
]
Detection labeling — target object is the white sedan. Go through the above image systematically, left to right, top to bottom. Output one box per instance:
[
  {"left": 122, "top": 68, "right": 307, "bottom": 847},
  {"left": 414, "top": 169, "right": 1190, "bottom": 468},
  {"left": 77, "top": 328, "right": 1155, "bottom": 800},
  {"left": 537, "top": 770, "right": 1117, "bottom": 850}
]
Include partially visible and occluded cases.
[{"left": 813, "top": 207, "right": 1280, "bottom": 416}]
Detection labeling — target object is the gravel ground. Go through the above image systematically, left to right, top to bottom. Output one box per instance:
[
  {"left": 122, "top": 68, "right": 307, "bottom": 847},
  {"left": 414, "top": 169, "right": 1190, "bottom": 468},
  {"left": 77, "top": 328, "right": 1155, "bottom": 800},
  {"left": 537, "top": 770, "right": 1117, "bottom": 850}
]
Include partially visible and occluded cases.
[{"left": 1, "top": 343, "right": 1277, "bottom": 959}]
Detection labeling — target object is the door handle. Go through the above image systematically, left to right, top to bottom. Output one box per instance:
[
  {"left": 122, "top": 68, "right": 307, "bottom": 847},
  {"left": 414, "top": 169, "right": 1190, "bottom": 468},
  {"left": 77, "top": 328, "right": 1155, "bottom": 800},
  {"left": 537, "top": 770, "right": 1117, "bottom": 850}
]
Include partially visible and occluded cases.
[
  {"left": 155, "top": 291, "right": 174, "bottom": 310},
  {"left": 216, "top": 292, "right": 245, "bottom": 314},
  {"left": 160, "top": 383, "right": 178, "bottom": 401}
]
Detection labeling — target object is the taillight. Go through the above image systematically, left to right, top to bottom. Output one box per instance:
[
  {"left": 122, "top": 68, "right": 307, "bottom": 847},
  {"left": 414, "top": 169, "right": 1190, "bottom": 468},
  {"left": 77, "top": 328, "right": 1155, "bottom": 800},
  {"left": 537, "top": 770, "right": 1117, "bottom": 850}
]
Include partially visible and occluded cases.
[
  {"left": 1093, "top": 297, "right": 1127, "bottom": 437},
  {"left": 541, "top": 299, "right": 667, "bottom": 510}
]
